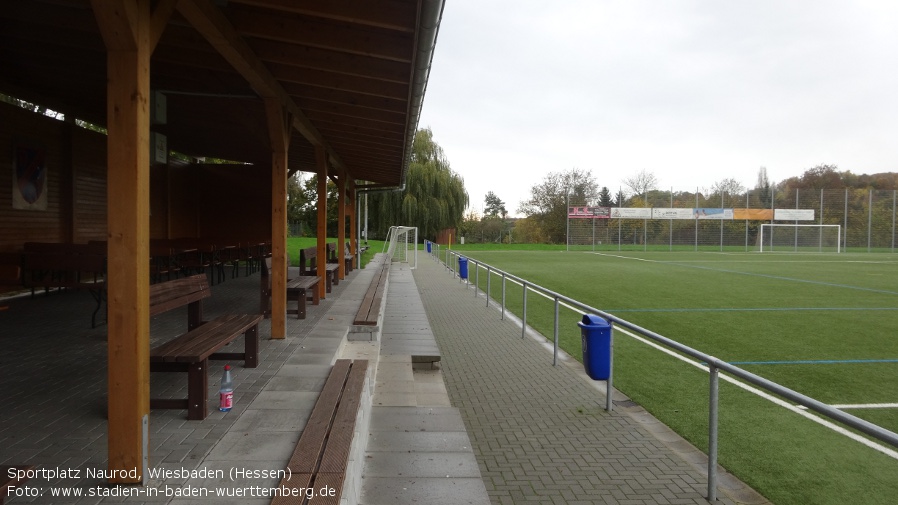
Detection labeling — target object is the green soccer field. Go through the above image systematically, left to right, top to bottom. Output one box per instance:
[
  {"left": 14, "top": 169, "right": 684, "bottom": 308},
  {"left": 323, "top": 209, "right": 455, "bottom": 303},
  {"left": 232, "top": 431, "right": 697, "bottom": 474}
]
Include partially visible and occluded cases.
[{"left": 437, "top": 247, "right": 898, "bottom": 505}]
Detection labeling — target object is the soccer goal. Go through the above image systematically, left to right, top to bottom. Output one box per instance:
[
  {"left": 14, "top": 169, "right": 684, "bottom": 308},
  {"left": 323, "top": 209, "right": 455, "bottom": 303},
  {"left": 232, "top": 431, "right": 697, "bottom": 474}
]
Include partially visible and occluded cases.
[
  {"left": 759, "top": 224, "right": 841, "bottom": 253},
  {"left": 383, "top": 226, "right": 418, "bottom": 269}
]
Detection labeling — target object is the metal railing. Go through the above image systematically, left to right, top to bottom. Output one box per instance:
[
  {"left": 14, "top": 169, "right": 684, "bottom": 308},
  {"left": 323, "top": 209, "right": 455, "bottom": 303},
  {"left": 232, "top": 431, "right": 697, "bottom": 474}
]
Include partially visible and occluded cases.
[{"left": 424, "top": 241, "right": 898, "bottom": 503}]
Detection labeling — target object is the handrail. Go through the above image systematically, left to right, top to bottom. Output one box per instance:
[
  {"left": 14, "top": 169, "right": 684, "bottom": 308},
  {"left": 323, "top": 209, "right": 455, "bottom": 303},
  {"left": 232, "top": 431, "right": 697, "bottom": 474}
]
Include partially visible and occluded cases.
[{"left": 424, "top": 241, "right": 898, "bottom": 503}]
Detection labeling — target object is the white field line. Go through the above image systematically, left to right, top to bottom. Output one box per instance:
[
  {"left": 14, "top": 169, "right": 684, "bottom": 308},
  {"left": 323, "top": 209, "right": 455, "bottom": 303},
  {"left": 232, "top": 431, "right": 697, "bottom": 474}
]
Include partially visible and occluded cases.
[
  {"left": 483, "top": 269, "right": 898, "bottom": 460},
  {"left": 796, "top": 403, "right": 898, "bottom": 410}
]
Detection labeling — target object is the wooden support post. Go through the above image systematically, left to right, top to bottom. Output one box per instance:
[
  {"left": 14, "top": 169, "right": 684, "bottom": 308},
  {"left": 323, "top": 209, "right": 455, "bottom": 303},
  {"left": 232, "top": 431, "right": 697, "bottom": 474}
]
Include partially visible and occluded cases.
[
  {"left": 92, "top": 0, "right": 152, "bottom": 485},
  {"left": 265, "top": 99, "right": 290, "bottom": 339},
  {"left": 315, "top": 146, "right": 328, "bottom": 300},
  {"left": 337, "top": 175, "right": 346, "bottom": 280},
  {"left": 349, "top": 181, "right": 357, "bottom": 268}
]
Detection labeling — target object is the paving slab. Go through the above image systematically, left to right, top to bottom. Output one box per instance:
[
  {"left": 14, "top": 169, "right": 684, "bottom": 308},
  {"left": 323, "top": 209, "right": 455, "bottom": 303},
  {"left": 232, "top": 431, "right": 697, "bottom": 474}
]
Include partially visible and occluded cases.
[{"left": 408, "top": 254, "right": 771, "bottom": 505}]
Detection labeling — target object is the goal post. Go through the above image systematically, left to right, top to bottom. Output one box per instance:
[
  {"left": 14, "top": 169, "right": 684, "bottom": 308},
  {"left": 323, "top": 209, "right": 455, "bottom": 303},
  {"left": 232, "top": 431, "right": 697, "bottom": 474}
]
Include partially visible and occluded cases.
[
  {"left": 759, "top": 224, "right": 841, "bottom": 253},
  {"left": 382, "top": 226, "right": 418, "bottom": 269}
]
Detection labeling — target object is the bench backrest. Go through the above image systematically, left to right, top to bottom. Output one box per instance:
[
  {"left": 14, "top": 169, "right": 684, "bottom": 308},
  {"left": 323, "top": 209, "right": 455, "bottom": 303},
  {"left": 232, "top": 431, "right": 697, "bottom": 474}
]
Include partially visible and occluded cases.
[
  {"left": 24, "top": 242, "right": 104, "bottom": 256},
  {"left": 326, "top": 242, "right": 354, "bottom": 262},
  {"left": 298, "top": 247, "right": 317, "bottom": 275},
  {"left": 22, "top": 251, "right": 106, "bottom": 287},
  {"left": 23, "top": 252, "right": 105, "bottom": 270},
  {"left": 260, "top": 256, "right": 283, "bottom": 292},
  {"left": 149, "top": 274, "right": 210, "bottom": 329}
]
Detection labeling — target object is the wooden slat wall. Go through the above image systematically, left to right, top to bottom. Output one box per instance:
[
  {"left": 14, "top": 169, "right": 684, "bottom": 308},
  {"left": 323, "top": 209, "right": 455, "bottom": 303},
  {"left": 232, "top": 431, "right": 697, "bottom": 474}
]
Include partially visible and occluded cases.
[
  {"left": 0, "top": 102, "right": 68, "bottom": 250},
  {"left": 1, "top": 102, "right": 273, "bottom": 252},
  {"left": 71, "top": 127, "right": 107, "bottom": 243},
  {"left": 167, "top": 164, "right": 271, "bottom": 241},
  {"left": 196, "top": 164, "right": 271, "bottom": 239}
]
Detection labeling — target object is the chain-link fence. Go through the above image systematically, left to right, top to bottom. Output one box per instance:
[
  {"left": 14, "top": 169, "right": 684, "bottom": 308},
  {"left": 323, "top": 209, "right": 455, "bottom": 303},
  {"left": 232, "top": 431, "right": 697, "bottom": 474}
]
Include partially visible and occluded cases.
[{"left": 568, "top": 188, "right": 898, "bottom": 252}]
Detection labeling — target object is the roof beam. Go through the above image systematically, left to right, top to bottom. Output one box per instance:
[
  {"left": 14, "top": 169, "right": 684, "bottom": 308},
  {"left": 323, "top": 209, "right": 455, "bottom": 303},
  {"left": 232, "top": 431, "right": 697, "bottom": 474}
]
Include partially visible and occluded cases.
[
  {"left": 176, "top": 0, "right": 345, "bottom": 171},
  {"left": 230, "top": 0, "right": 417, "bottom": 32}
]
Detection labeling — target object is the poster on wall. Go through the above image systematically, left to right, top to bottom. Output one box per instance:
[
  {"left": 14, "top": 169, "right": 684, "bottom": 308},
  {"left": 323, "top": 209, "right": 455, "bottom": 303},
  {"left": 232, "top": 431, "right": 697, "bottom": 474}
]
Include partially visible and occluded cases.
[
  {"left": 12, "top": 141, "right": 48, "bottom": 210},
  {"left": 568, "top": 206, "right": 611, "bottom": 218},
  {"left": 610, "top": 207, "right": 652, "bottom": 219},
  {"left": 652, "top": 208, "right": 694, "bottom": 219},
  {"left": 692, "top": 208, "right": 733, "bottom": 219},
  {"left": 774, "top": 209, "right": 815, "bottom": 221}
]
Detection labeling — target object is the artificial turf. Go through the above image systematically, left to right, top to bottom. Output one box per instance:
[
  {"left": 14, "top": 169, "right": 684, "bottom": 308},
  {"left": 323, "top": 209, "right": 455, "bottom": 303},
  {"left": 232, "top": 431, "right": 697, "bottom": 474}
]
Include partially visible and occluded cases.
[{"left": 440, "top": 246, "right": 898, "bottom": 505}]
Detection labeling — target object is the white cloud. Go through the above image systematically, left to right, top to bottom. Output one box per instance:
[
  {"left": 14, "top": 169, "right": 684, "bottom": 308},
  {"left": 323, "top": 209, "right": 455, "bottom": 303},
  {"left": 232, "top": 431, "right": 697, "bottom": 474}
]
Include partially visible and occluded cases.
[{"left": 419, "top": 0, "right": 898, "bottom": 215}]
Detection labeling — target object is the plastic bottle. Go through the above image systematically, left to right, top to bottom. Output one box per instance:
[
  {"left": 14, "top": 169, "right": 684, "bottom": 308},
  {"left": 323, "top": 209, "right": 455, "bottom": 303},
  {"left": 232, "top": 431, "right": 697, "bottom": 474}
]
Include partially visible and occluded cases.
[{"left": 219, "top": 364, "right": 233, "bottom": 412}]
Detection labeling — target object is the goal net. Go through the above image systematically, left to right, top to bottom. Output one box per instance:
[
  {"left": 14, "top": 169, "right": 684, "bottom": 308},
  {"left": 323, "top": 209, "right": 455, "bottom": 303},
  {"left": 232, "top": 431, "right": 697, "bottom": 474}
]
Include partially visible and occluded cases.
[
  {"left": 759, "top": 224, "right": 841, "bottom": 253},
  {"left": 383, "top": 226, "right": 418, "bottom": 269}
]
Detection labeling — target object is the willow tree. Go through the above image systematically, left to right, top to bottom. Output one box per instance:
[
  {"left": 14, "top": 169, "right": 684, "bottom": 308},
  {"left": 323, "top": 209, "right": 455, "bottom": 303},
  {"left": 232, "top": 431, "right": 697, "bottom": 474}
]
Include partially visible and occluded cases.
[{"left": 369, "top": 128, "right": 468, "bottom": 240}]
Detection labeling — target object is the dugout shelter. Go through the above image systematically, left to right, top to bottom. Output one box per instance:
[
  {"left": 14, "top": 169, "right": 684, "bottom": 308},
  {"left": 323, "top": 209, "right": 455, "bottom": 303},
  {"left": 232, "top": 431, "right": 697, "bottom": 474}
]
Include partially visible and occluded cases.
[{"left": 0, "top": 0, "right": 443, "bottom": 483}]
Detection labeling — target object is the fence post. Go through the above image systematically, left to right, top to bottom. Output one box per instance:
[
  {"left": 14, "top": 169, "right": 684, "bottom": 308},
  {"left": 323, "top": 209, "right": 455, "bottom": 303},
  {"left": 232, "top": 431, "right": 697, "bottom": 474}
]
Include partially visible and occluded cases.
[
  {"left": 844, "top": 188, "right": 849, "bottom": 251},
  {"left": 868, "top": 189, "right": 873, "bottom": 253},
  {"left": 474, "top": 261, "right": 478, "bottom": 296},
  {"left": 486, "top": 266, "right": 491, "bottom": 307},
  {"left": 501, "top": 272, "right": 506, "bottom": 320},
  {"left": 522, "top": 283, "right": 528, "bottom": 339},
  {"left": 553, "top": 296, "right": 559, "bottom": 366},
  {"left": 606, "top": 324, "right": 614, "bottom": 412},
  {"left": 708, "top": 364, "right": 720, "bottom": 502}
]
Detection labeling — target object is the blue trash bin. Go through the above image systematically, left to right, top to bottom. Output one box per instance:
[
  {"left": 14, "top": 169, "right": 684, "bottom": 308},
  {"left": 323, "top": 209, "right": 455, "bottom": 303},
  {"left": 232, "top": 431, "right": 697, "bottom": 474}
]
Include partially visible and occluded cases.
[
  {"left": 426, "top": 241, "right": 432, "bottom": 253},
  {"left": 458, "top": 256, "right": 468, "bottom": 279},
  {"left": 578, "top": 314, "right": 611, "bottom": 380}
]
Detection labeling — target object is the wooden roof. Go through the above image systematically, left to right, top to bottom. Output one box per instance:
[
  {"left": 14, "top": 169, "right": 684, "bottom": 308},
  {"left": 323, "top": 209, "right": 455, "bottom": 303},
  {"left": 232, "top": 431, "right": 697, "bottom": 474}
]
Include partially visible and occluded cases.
[{"left": 0, "top": 0, "right": 444, "bottom": 185}]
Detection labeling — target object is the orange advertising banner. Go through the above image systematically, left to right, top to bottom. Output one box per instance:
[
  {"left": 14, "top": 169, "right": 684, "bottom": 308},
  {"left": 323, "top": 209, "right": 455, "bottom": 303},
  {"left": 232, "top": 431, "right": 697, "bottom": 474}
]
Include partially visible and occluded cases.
[{"left": 733, "top": 208, "right": 774, "bottom": 220}]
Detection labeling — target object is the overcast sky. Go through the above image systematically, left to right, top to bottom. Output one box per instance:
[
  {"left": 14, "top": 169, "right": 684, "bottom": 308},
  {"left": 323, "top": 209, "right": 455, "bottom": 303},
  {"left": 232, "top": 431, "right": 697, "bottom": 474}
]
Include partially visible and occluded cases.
[{"left": 416, "top": 1, "right": 898, "bottom": 216}]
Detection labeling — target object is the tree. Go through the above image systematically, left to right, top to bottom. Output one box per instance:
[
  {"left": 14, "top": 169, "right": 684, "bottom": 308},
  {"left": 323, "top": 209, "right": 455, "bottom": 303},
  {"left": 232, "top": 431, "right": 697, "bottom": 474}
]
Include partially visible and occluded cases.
[
  {"left": 369, "top": 128, "right": 469, "bottom": 240},
  {"left": 798, "top": 164, "right": 842, "bottom": 190},
  {"left": 756, "top": 167, "right": 772, "bottom": 208},
  {"left": 518, "top": 168, "right": 598, "bottom": 244},
  {"left": 623, "top": 169, "right": 658, "bottom": 199},
  {"left": 286, "top": 173, "right": 310, "bottom": 233},
  {"left": 292, "top": 174, "right": 339, "bottom": 237},
  {"left": 710, "top": 178, "right": 746, "bottom": 200},
  {"left": 598, "top": 187, "right": 613, "bottom": 207},
  {"left": 613, "top": 188, "right": 627, "bottom": 207},
  {"left": 481, "top": 191, "right": 508, "bottom": 242},
  {"left": 484, "top": 191, "right": 507, "bottom": 218},
  {"left": 459, "top": 210, "right": 481, "bottom": 243},
  {"left": 512, "top": 216, "right": 548, "bottom": 243}
]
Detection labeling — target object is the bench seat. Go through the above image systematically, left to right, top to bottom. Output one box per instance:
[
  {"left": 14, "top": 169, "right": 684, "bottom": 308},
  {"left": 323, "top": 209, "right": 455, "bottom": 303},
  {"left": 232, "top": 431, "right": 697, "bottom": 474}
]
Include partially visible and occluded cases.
[
  {"left": 299, "top": 246, "right": 340, "bottom": 294},
  {"left": 262, "top": 258, "right": 320, "bottom": 319},
  {"left": 353, "top": 262, "right": 389, "bottom": 326},
  {"left": 324, "top": 263, "right": 340, "bottom": 292},
  {"left": 150, "top": 274, "right": 262, "bottom": 420},
  {"left": 286, "top": 275, "right": 320, "bottom": 319},
  {"left": 150, "top": 314, "right": 261, "bottom": 364},
  {"left": 272, "top": 359, "right": 368, "bottom": 505}
]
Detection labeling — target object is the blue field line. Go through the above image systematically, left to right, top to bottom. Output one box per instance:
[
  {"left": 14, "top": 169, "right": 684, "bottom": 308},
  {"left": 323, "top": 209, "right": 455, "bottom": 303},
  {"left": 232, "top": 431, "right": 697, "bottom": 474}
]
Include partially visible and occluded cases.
[
  {"left": 607, "top": 307, "right": 898, "bottom": 313},
  {"left": 728, "top": 359, "right": 898, "bottom": 365}
]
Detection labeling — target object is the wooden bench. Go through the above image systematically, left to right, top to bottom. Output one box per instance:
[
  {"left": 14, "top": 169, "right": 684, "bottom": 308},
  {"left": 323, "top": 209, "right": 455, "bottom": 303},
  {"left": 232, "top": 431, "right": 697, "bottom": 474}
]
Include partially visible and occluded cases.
[
  {"left": 170, "top": 238, "right": 227, "bottom": 285},
  {"left": 235, "top": 240, "right": 269, "bottom": 277},
  {"left": 326, "top": 242, "right": 355, "bottom": 274},
  {"left": 21, "top": 243, "right": 106, "bottom": 327},
  {"left": 298, "top": 246, "right": 340, "bottom": 293},
  {"left": 0, "top": 257, "right": 22, "bottom": 295},
  {"left": 260, "top": 257, "right": 320, "bottom": 319},
  {"left": 353, "top": 260, "right": 389, "bottom": 326},
  {"left": 150, "top": 274, "right": 262, "bottom": 420},
  {"left": 272, "top": 359, "right": 368, "bottom": 505},
  {"left": 2, "top": 465, "right": 35, "bottom": 505}
]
